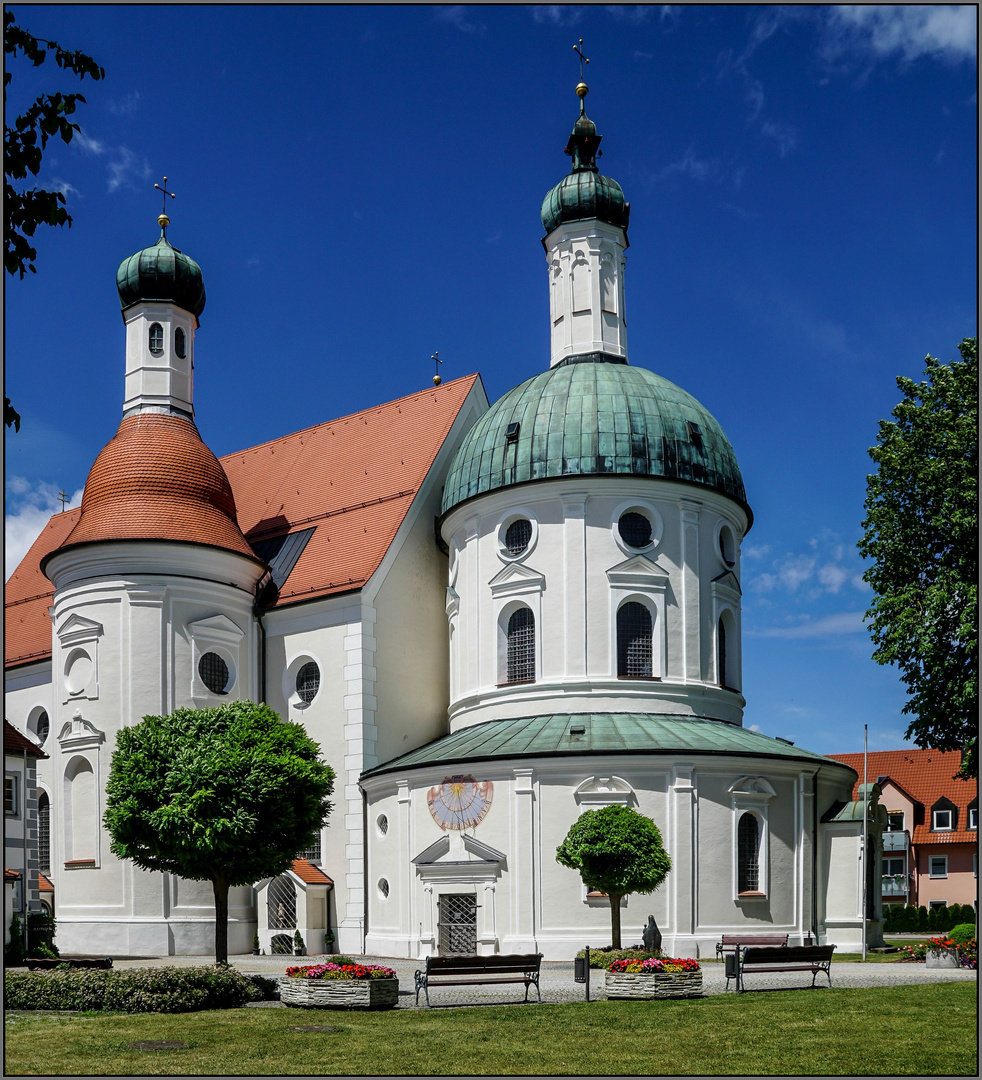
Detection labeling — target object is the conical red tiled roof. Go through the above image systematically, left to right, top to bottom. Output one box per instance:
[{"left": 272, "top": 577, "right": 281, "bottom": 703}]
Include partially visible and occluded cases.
[{"left": 44, "top": 412, "right": 260, "bottom": 568}]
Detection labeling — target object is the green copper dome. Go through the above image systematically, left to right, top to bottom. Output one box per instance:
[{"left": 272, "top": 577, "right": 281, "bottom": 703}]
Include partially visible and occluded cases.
[
  {"left": 540, "top": 92, "right": 630, "bottom": 236},
  {"left": 116, "top": 232, "right": 206, "bottom": 317},
  {"left": 441, "top": 361, "right": 749, "bottom": 516}
]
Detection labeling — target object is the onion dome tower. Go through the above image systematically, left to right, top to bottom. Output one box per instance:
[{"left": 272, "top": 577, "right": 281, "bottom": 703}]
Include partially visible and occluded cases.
[{"left": 439, "top": 73, "right": 752, "bottom": 732}]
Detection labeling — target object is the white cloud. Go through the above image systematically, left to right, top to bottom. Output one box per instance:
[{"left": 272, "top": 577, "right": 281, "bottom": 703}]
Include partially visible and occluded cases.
[
  {"left": 532, "top": 5, "right": 582, "bottom": 27},
  {"left": 605, "top": 5, "right": 652, "bottom": 26},
  {"left": 823, "top": 5, "right": 977, "bottom": 65},
  {"left": 435, "top": 6, "right": 485, "bottom": 34},
  {"left": 107, "top": 91, "right": 141, "bottom": 116},
  {"left": 761, "top": 119, "right": 798, "bottom": 157},
  {"left": 73, "top": 130, "right": 104, "bottom": 156},
  {"left": 655, "top": 146, "right": 719, "bottom": 184},
  {"left": 107, "top": 147, "right": 152, "bottom": 193},
  {"left": 48, "top": 178, "right": 80, "bottom": 200},
  {"left": 5, "top": 480, "right": 82, "bottom": 581},
  {"left": 750, "top": 532, "right": 869, "bottom": 599},
  {"left": 743, "top": 543, "right": 771, "bottom": 561},
  {"left": 748, "top": 612, "right": 867, "bottom": 639}
]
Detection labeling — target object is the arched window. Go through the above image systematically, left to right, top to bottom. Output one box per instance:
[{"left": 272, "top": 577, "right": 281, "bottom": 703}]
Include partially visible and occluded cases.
[
  {"left": 148, "top": 322, "right": 164, "bottom": 356},
  {"left": 174, "top": 326, "right": 186, "bottom": 359},
  {"left": 617, "top": 602, "right": 653, "bottom": 678},
  {"left": 506, "top": 607, "right": 535, "bottom": 683},
  {"left": 36, "top": 710, "right": 49, "bottom": 746},
  {"left": 38, "top": 791, "right": 50, "bottom": 873},
  {"left": 737, "top": 812, "right": 760, "bottom": 893}
]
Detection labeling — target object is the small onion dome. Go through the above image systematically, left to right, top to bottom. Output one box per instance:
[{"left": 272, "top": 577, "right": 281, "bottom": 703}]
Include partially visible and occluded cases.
[
  {"left": 541, "top": 94, "right": 630, "bottom": 235},
  {"left": 116, "top": 231, "right": 206, "bottom": 318},
  {"left": 441, "top": 360, "right": 749, "bottom": 520},
  {"left": 44, "top": 413, "right": 260, "bottom": 567}
]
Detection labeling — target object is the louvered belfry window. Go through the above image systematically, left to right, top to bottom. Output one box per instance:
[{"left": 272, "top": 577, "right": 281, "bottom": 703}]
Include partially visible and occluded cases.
[
  {"left": 617, "top": 602, "right": 653, "bottom": 677},
  {"left": 506, "top": 607, "right": 535, "bottom": 683},
  {"left": 38, "top": 791, "right": 50, "bottom": 873},
  {"left": 738, "top": 812, "right": 760, "bottom": 893}
]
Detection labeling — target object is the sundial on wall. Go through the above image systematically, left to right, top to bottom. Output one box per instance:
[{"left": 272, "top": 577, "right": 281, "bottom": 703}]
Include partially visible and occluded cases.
[{"left": 427, "top": 775, "right": 493, "bottom": 831}]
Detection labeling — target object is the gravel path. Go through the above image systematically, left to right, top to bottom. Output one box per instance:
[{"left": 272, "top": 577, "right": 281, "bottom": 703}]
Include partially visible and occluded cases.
[{"left": 97, "top": 953, "right": 976, "bottom": 1009}]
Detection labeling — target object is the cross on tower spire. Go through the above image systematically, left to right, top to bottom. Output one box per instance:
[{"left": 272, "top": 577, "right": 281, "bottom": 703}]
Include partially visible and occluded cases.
[
  {"left": 573, "top": 38, "right": 590, "bottom": 82},
  {"left": 153, "top": 176, "right": 176, "bottom": 233}
]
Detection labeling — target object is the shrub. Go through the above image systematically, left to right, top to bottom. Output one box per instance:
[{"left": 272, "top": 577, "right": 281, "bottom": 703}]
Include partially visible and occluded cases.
[
  {"left": 917, "top": 905, "right": 929, "bottom": 933},
  {"left": 5, "top": 914, "right": 26, "bottom": 965},
  {"left": 949, "top": 923, "right": 977, "bottom": 944},
  {"left": 27, "top": 941, "right": 59, "bottom": 960},
  {"left": 576, "top": 947, "right": 662, "bottom": 969},
  {"left": 284, "top": 962, "right": 396, "bottom": 981},
  {"left": 3, "top": 965, "right": 264, "bottom": 1013},
  {"left": 246, "top": 974, "right": 279, "bottom": 999}
]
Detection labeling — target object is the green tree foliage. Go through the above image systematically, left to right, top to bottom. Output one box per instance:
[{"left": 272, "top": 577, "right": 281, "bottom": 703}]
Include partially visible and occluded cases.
[
  {"left": 4, "top": 11, "right": 104, "bottom": 280},
  {"left": 859, "top": 339, "right": 978, "bottom": 779},
  {"left": 103, "top": 701, "right": 335, "bottom": 965},
  {"left": 556, "top": 805, "right": 672, "bottom": 949}
]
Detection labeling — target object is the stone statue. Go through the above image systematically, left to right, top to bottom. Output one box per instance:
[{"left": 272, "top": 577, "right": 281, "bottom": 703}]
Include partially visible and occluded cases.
[{"left": 642, "top": 915, "right": 662, "bottom": 954}]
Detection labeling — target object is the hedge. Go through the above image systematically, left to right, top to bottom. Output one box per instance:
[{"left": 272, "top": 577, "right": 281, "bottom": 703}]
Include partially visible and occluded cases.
[
  {"left": 883, "top": 903, "right": 977, "bottom": 934},
  {"left": 3, "top": 966, "right": 272, "bottom": 1013}
]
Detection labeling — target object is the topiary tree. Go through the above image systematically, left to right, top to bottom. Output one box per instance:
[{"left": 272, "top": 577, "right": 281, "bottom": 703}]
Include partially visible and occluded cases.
[
  {"left": 104, "top": 700, "right": 335, "bottom": 965},
  {"left": 556, "top": 805, "right": 672, "bottom": 949}
]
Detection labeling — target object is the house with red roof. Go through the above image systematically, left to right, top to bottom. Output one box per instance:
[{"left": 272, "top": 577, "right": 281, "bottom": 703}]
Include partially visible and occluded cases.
[
  {"left": 4, "top": 719, "right": 48, "bottom": 948},
  {"left": 828, "top": 749, "right": 978, "bottom": 913}
]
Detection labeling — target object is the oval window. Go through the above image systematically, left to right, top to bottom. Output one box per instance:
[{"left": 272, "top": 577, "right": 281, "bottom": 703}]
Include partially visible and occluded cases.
[
  {"left": 148, "top": 322, "right": 164, "bottom": 356},
  {"left": 174, "top": 327, "right": 186, "bottom": 359},
  {"left": 198, "top": 652, "right": 230, "bottom": 695},
  {"left": 296, "top": 661, "right": 320, "bottom": 704},
  {"left": 36, "top": 710, "right": 49, "bottom": 746}
]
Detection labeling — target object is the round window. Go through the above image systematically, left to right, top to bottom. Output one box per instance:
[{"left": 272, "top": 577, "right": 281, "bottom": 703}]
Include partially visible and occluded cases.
[
  {"left": 618, "top": 511, "right": 652, "bottom": 549},
  {"left": 504, "top": 518, "right": 532, "bottom": 556},
  {"left": 719, "top": 524, "right": 736, "bottom": 567},
  {"left": 198, "top": 652, "right": 230, "bottom": 695},
  {"left": 296, "top": 662, "right": 320, "bottom": 704},
  {"left": 377, "top": 814, "right": 389, "bottom": 837},
  {"left": 378, "top": 878, "right": 390, "bottom": 900}
]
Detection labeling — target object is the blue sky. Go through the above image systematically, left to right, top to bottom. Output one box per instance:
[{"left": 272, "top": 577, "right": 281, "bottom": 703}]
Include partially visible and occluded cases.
[{"left": 4, "top": 5, "right": 977, "bottom": 756}]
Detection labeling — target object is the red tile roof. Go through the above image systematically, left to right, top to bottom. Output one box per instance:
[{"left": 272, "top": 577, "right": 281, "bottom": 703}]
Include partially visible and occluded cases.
[
  {"left": 5, "top": 375, "right": 482, "bottom": 667},
  {"left": 45, "top": 412, "right": 260, "bottom": 566},
  {"left": 4, "top": 719, "right": 47, "bottom": 757},
  {"left": 827, "top": 749, "right": 977, "bottom": 846},
  {"left": 291, "top": 858, "right": 333, "bottom": 886},
  {"left": 38, "top": 872, "right": 54, "bottom": 892}
]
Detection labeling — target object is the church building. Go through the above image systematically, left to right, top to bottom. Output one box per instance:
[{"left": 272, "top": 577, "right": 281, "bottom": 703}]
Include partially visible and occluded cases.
[{"left": 4, "top": 76, "right": 883, "bottom": 960}]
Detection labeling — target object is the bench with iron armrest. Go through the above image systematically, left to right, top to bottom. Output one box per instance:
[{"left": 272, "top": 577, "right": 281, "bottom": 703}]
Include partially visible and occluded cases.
[
  {"left": 716, "top": 933, "right": 789, "bottom": 963},
  {"left": 729, "top": 944, "right": 835, "bottom": 993},
  {"left": 414, "top": 953, "right": 543, "bottom": 1007},
  {"left": 26, "top": 957, "right": 113, "bottom": 970}
]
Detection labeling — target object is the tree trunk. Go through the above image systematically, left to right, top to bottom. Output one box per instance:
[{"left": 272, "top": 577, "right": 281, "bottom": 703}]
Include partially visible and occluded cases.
[
  {"left": 211, "top": 875, "right": 230, "bottom": 965},
  {"left": 609, "top": 894, "right": 624, "bottom": 949}
]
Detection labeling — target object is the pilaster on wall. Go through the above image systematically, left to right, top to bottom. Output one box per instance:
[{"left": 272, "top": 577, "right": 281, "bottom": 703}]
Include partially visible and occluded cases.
[
  {"left": 561, "top": 494, "right": 588, "bottom": 678},
  {"left": 679, "top": 502, "right": 701, "bottom": 683},
  {"left": 339, "top": 603, "right": 377, "bottom": 953},
  {"left": 670, "top": 765, "right": 696, "bottom": 940},
  {"left": 503, "top": 767, "right": 537, "bottom": 952}
]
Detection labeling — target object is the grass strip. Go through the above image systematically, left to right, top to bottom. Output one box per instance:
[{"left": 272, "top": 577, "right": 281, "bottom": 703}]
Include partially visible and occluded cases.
[{"left": 4, "top": 981, "right": 977, "bottom": 1076}]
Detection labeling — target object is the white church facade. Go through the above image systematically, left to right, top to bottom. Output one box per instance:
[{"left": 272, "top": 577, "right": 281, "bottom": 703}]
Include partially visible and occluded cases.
[{"left": 4, "top": 79, "right": 884, "bottom": 960}]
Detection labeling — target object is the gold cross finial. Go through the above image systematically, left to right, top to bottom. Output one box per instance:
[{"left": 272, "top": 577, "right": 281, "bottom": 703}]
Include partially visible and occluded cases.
[
  {"left": 573, "top": 39, "right": 589, "bottom": 81},
  {"left": 154, "top": 176, "right": 176, "bottom": 231},
  {"left": 432, "top": 351, "right": 443, "bottom": 386}
]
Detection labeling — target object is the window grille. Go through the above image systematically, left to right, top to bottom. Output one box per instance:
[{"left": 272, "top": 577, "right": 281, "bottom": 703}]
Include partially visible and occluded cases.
[
  {"left": 148, "top": 322, "right": 164, "bottom": 356},
  {"left": 174, "top": 327, "right": 186, "bottom": 359},
  {"left": 618, "top": 512, "right": 652, "bottom": 548},
  {"left": 504, "top": 518, "right": 532, "bottom": 555},
  {"left": 617, "top": 602, "right": 653, "bottom": 677},
  {"left": 506, "top": 607, "right": 535, "bottom": 683},
  {"left": 198, "top": 652, "right": 230, "bottom": 695},
  {"left": 296, "top": 661, "right": 320, "bottom": 704},
  {"left": 36, "top": 710, "right": 49, "bottom": 746},
  {"left": 38, "top": 792, "right": 50, "bottom": 873},
  {"left": 737, "top": 813, "right": 759, "bottom": 892},
  {"left": 377, "top": 814, "right": 388, "bottom": 836},
  {"left": 298, "top": 833, "right": 321, "bottom": 863},
  {"left": 267, "top": 875, "right": 297, "bottom": 930},
  {"left": 378, "top": 878, "right": 390, "bottom": 899},
  {"left": 438, "top": 894, "right": 477, "bottom": 955}
]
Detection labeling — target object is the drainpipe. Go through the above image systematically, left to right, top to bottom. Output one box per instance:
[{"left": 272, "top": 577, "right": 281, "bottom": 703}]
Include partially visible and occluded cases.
[
  {"left": 253, "top": 571, "right": 273, "bottom": 705},
  {"left": 23, "top": 746, "right": 29, "bottom": 949},
  {"left": 811, "top": 769, "right": 820, "bottom": 945},
  {"left": 362, "top": 786, "right": 369, "bottom": 954}
]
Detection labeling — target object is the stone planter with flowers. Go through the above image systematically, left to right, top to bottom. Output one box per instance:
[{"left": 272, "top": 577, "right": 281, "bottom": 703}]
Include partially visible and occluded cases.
[
  {"left": 603, "top": 956, "right": 703, "bottom": 999},
  {"left": 280, "top": 961, "right": 399, "bottom": 1009}
]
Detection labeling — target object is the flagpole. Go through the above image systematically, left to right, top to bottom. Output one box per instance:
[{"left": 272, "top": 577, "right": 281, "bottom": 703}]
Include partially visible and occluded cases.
[{"left": 862, "top": 723, "right": 868, "bottom": 962}]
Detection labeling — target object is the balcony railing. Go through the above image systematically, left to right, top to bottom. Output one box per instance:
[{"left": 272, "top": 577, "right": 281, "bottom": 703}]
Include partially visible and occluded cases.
[
  {"left": 883, "top": 831, "right": 909, "bottom": 851},
  {"left": 881, "top": 875, "right": 910, "bottom": 897}
]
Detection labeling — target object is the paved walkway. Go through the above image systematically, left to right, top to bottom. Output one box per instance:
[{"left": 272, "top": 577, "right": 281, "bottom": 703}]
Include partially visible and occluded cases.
[{"left": 98, "top": 953, "right": 976, "bottom": 1009}]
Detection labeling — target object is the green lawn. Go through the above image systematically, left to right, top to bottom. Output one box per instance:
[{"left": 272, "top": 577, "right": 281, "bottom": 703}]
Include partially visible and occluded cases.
[{"left": 4, "top": 982, "right": 977, "bottom": 1076}]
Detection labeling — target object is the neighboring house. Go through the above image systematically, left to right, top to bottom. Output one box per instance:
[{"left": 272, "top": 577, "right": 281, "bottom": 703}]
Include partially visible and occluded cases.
[
  {"left": 4, "top": 719, "right": 48, "bottom": 944},
  {"left": 828, "top": 749, "right": 978, "bottom": 913}
]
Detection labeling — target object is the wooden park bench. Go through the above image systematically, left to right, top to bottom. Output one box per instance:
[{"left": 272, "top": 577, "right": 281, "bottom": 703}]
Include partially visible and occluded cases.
[
  {"left": 716, "top": 933, "right": 789, "bottom": 963},
  {"left": 729, "top": 944, "right": 835, "bottom": 993},
  {"left": 414, "top": 953, "right": 543, "bottom": 1007},
  {"left": 26, "top": 957, "right": 113, "bottom": 970}
]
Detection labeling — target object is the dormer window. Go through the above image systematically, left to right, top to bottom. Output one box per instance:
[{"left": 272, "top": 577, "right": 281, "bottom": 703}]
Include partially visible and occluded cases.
[
  {"left": 149, "top": 322, "right": 164, "bottom": 356},
  {"left": 175, "top": 327, "right": 186, "bottom": 359},
  {"left": 931, "top": 797, "right": 956, "bottom": 832}
]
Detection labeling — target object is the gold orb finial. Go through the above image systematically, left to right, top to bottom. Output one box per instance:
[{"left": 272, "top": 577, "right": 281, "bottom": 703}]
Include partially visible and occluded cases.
[
  {"left": 576, "top": 81, "right": 588, "bottom": 99},
  {"left": 157, "top": 212, "right": 171, "bottom": 229},
  {"left": 433, "top": 374, "right": 442, "bottom": 386}
]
